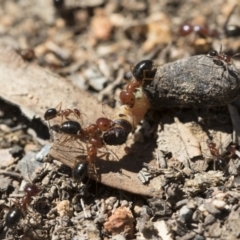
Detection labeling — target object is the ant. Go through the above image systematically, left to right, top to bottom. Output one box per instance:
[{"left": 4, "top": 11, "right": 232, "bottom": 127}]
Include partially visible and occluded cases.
[
  {"left": 224, "top": 4, "right": 240, "bottom": 37},
  {"left": 178, "top": 23, "right": 218, "bottom": 38},
  {"left": 206, "top": 46, "right": 240, "bottom": 78},
  {"left": 18, "top": 49, "right": 35, "bottom": 62},
  {"left": 48, "top": 60, "right": 156, "bottom": 148},
  {"left": 106, "top": 60, "right": 156, "bottom": 145},
  {"left": 119, "top": 60, "right": 155, "bottom": 107},
  {"left": 44, "top": 102, "right": 82, "bottom": 123},
  {"left": 51, "top": 117, "right": 117, "bottom": 163},
  {"left": 83, "top": 117, "right": 115, "bottom": 163},
  {"left": 103, "top": 119, "right": 132, "bottom": 145},
  {"left": 51, "top": 120, "right": 86, "bottom": 144},
  {"left": 206, "top": 140, "right": 238, "bottom": 172},
  {"left": 206, "top": 140, "right": 228, "bottom": 171},
  {"left": 72, "top": 162, "right": 88, "bottom": 181},
  {"left": 5, "top": 183, "right": 40, "bottom": 228}
]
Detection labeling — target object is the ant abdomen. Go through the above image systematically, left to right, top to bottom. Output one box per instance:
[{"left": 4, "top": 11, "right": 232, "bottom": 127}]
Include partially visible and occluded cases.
[
  {"left": 225, "top": 25, "right": 240, "bottom": 37},
  {"left": 132, "top": 60, "right": 154, "bottom": 82},
  {"left": 44, "top": 108, "right": 58, "bottom": 121},
  {"left": 103, "top": 119, "right": 132, "bottom": 145},
  {"left": 59, "top": 121, "right": 82, "bottom": 135},
  {"left": 73, "top": 162, "right": 88, "bottom": 180},
  {"left": 5, "top": 208, "right": 22, "bottom": 228}
]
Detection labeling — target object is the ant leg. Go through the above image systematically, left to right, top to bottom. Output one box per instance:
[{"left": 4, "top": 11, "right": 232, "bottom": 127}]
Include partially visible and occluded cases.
[
  {"left": 219, "top": 44, "right": 223, "bottom": 55},
  {"left": 130, "top": 65, "right": 134, "bottom": 73},
  {"left": 55, "top": 102, "right": 62, "bottom": 112},
  {"left": 58, "top": 135, "right": 71, "bottom": 145},
  {"left": 76, "top": 139, "right": 85, "bottom": 150},
  {"left": 98, "top": 145, "right": 119, "bottom": 161}
]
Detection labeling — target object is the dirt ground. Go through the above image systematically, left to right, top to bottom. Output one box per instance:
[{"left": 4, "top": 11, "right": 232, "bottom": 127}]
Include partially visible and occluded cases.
[{"left": 0, "top": 0, "right": 240, "bottom": 239}]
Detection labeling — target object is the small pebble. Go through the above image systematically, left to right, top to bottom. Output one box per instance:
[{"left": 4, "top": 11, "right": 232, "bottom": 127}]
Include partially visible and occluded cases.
[
  {"left": 212, "top": 200, "right": 226, "bottom": 209},
  {"left": 179, "top": 205, "right": 193, "bottom": 222}
]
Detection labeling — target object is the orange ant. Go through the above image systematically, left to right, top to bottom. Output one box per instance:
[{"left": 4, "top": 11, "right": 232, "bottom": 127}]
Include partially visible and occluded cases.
[
  {"left": 179, "top": 23, "right": 218, "bottom": 38},
  {"left": 206, "top": 46, "right": 240, "bottom": 83},
  {"left": 207, "top": 46, "right": 240, "bottom": 70},
  {"left": 48, "top": 60, "right": 157, "bottom": 149},
  {"left": 106, "top": 60, "right": 156, "bottom": 145},
  {"left": 119, "top": 60, "right": 155, "bottom": 107},
  {"left": 44, "top": 102, "right": 82, "bottom": 122},
  {"left": 51, "top": 117, "right": 117, "bottom": 164},
  {"left": 51, "top": 120, "right": 86, "bottom": 146},
  {"left": 206, "top": 140, "right": 237, "bottom": 172},
  {"left": 5, "top": 158, "right": 41, "bottom": 229},
  {"left": 5, "top": 182, "right": 41, "bottom": 228}
]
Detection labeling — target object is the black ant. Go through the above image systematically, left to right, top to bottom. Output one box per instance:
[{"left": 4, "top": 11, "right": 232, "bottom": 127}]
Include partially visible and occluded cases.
[
  {"left": 224, "top": 4, "right": 240, "bottom": 37},
  {"left": 178, "top": 23, "right": 218, "bottom": 38},
  {"left": 206, "top": 46, "right": 240, "bottom": 79},
  {"left": 48, "top": 60, "right": 156, "bottom": 149},
  {"left": 105, "top": 60, "right": 156, "bottom": 145},
  {"left": 119, "top": 60, "right": 155, "bottom": 107},
  {"left": 44, "top": 102, "right": 82, "bottom": 122},
  {"left": 51, "top": 117, "right": 117, "bottom": 163},
  {"left": 206, "top": 140, "right": 237, "bottom": 172},
  {"left": 206, "top": 140, "right": 228, "bottom": 171},
  {"left": 5, "top": 183, "right": 40, "bottom": 228}
]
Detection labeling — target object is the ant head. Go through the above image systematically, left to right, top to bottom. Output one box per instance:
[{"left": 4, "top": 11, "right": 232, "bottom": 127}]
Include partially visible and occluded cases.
[
  {"left": 208, "top": 50, "right": 218, "bottom": 57},
  {"left": 24, "top": 183, "right": 40, "bottom": 197}
]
